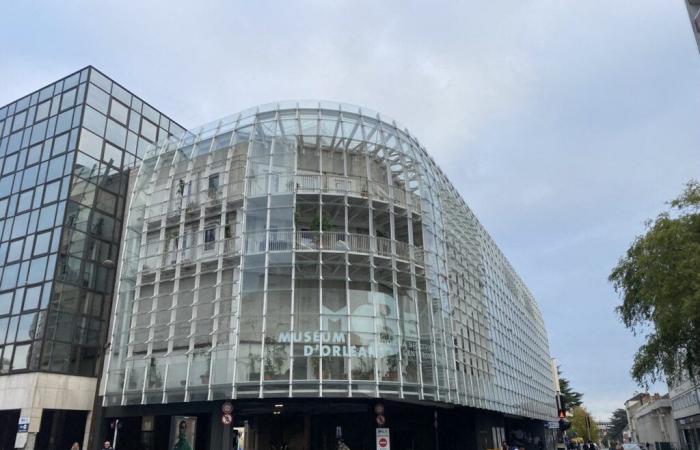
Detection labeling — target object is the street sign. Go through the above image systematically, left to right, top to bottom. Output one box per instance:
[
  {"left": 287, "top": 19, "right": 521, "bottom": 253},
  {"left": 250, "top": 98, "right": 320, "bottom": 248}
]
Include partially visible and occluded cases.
[
  {"left": 222, "top": 401, "right": 234, "bottom": 414},
  {"left": 221, "top": 413, "right": 232, "bottom": 425},
  {"left": 376, "top": 414, "right": 386, "bottom": 426},
  {"left": 17, "top": 417, "right": 30, "bottom": 432},
  {"left": 544, "top": 421, "right": 560, "bottom": 429},
  {"left": 376, "top": 428, "right": 390, "bottom": 450}
]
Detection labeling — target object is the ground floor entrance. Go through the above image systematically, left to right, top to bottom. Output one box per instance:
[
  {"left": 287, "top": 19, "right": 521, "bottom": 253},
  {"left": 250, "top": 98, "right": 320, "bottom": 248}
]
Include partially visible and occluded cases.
[
  {"left": 100, "top": 398, "right": 548, "bottom": 450},
  {"left": 677, "top": 414, "right": 700, "bottom": 450}
]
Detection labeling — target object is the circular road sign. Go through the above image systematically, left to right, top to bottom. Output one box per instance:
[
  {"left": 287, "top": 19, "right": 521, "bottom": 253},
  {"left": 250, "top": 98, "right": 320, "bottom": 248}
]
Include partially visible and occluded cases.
[
  {"left": 222, "top": 401, "right": 233, "bottom": 414},
  {"left": 374, "top": 403, "right": 385, "bottom": 415},
  {"left": 221, "top": 413, "right": 232, "bottom": 425},
  {"left": 376, "top": 415, "right": 386, "bottom": 426},
  {"left": 379, "top": 437, "right": 388, "bottom": 448}
]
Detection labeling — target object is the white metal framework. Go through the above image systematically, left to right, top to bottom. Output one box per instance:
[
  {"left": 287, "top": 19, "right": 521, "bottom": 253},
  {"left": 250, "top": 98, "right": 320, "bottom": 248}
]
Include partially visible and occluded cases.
[{"left": 102, "top": 101, "right": 556, "bottom": 421}]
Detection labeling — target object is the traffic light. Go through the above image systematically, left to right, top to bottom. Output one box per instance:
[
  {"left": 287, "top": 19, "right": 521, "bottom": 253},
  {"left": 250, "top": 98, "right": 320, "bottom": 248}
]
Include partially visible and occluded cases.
[
  {"left": 557, "top": 394, "right": 568, "bottom": 418},
  {"left": 559, "top": 419, "right": 572, "bottom": 431}
]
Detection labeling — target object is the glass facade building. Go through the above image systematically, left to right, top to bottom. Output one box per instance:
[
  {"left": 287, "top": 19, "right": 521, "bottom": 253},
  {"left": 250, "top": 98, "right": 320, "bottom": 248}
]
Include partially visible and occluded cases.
[
  {"left": 0, "top": 66, "right": 185, "bottom": 377},
  {"left": 0, "top": 67, "right": 185, "bottom": 450},
  {"left": 103, "top": 101, "right": 555, "bottom": 423}
]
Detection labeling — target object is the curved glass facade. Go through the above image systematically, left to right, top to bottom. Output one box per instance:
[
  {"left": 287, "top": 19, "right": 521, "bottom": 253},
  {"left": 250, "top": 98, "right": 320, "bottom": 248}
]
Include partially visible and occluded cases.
[{"left": 103, "top": 101, "right": 556, "bottom": 420}]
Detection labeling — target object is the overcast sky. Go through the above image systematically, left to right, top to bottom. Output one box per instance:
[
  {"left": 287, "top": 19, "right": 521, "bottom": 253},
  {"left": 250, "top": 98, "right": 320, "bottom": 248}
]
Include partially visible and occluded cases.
[{"left": 2, "top": 1, "right": 699, "bottom": 420}]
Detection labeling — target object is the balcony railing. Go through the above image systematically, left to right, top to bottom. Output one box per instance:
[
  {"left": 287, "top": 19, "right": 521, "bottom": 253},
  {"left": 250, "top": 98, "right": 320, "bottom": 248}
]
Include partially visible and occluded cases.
[
  {"left": 140, "top": 229, "right": 423, "bottom": 272},
  {"left": 292, "top": 231, "right": 420, "bottom": 263},
  {"left": 141, "top": 237, "right": 241, "bottom": 272}
]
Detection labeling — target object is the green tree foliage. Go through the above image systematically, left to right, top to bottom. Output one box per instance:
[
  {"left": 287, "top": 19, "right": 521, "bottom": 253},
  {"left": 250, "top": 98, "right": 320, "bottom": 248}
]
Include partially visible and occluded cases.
[
  {"left": 610, "top": 180, "right": 700, "bottom": 386},
  {"left": 559, "top": 367, "right": 584, "bottom": 409},
  {"left": 570, "top": 406, "right": 600, "bottom": 442},
  {"left": 608, "top": 408, "right": 628, "bottom": 443}
]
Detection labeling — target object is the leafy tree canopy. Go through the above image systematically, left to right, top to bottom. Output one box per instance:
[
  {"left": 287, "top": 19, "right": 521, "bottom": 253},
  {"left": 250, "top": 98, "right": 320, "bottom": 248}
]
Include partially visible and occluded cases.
[
  {"left": 610, "top": 180, "right": 700, "bottom": 386},
  {"left": 558, "top": 367, "right": 584, "bottom": 409},
  {"left": 570, "top": 406, "right": 600, "bottom": 442},
  {"left": 607, "top": 408, "right": 628, "bottom": 442}
]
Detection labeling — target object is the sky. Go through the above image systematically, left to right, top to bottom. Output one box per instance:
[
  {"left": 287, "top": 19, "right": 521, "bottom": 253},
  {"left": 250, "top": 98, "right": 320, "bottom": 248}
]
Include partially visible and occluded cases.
[{"left": 2, "top": 0, "right": 699, "bottom": 420}]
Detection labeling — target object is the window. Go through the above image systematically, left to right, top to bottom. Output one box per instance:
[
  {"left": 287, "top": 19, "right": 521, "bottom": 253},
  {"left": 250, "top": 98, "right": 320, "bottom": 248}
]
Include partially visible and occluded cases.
[
  {"left": 109, "top": 99, "right": 129, "bottom": 125},
  {"left": 35, "top": 101, "right": 50, "bottom": 122},
  {"left": 82, "top": 106, "right": 106, "bottom": 136},
  {"left": 55, "top": 109, "right": 74, "bottom": 135},
  {"left": 12, "top": 111, "right": 26, "bottom": 132},
  {"left": 105, "top": 119, "right": 127, "bottom": 147},
  {"left": 140, "top": 119, "right": 157, "bottom": 142},
  {"left": 30, "top": 120, "right": 48, "bottom": 145},
  {"left": 52, "top": 133, "right": 69, "bottom": 157},
  {"left": 103, "top": 143, "right": 123, "bottom": 167},
  {"left": 208, "top": 173, "right": 219, "bottom": 190},
  {"left": 43, "top": 180, "right": 60, "bottom": 204},
  {"left": 17, "top": 191, "right": 33, "bottom": 212},
  {"left": 37, "top": 204, "right": 57, "bottom": 231},
  {"left": 11, "top": 213, "right": 29, "bottom": 239},
  {"left": 204, "top": 226, "right": 217, "bottom": 251},
  {"left": 27, "top": 257, "right": 47, "bottom": 284},
  {"left": 1, "top": 263, "right": 19, "bottom": 290},
  {"left": 23, "top": 286, "right": 41, "bottom": 311},
  {"left": 11, "top": 343, "right": 30, "bottom": 371}
]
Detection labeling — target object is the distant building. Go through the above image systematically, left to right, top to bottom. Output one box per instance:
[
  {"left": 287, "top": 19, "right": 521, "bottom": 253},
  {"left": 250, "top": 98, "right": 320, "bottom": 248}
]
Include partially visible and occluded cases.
[
  {"left": 669, "top": 377, "right": 700, "bottom": 450},
  {"left": 626, "top": 393, "right": 652, "bottom": 442},
  {"left": 632, "top": 395, "right": 679, "bottom": 449}
]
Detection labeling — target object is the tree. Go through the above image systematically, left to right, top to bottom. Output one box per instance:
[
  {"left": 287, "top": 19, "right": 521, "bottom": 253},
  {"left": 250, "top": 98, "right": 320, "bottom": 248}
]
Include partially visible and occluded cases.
[
  {"left": 609, "top": 180, "right": 700, "bottom": 386},
  {"left": 559, "top": 366, "right": 584, "bottom": 409},
  {"left": 570, "top": 406, "right": 600, "bottom": 442},
  {"left": 608, "top": 408, "right": 628, "bottom": 443}
]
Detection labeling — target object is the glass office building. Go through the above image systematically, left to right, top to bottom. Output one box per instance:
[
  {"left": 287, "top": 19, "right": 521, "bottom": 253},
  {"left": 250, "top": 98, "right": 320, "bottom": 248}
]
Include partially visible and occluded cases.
[
  {"left": 0, "top": 67, "right": 185, "bottom": 450},
  {"left": 101, "top": 102, "right": 556, "bottom": 450}
]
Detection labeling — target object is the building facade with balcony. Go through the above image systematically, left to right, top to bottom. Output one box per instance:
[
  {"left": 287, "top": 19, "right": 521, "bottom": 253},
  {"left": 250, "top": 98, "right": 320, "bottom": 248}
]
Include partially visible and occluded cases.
[{"left": 101, "top": 102, "right": 557, "bottom": 450}]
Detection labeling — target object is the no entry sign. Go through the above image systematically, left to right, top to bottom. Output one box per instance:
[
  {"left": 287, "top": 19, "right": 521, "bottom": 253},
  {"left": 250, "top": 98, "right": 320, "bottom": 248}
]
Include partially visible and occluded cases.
[
  {"left": 221, "top": 413, "right": 232, "bottom": 425},
  {"left": 376, "top": 428, "right": 390, "bottom": 450}
]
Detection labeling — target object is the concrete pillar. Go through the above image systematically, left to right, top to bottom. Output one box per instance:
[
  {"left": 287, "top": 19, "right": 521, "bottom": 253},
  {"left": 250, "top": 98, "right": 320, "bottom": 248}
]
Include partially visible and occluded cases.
[
  {"left": 17, "top": 407, "right": 42, "bottom": 450},
  {"left": 83, "top": 410, "right": 93, "bottom": 450}
]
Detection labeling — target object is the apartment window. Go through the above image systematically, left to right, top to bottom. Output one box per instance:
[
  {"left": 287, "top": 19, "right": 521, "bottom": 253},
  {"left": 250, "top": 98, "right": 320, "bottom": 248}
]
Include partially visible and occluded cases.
[{"left": 204, "top": 225, "right": 217, "bottom": 251}]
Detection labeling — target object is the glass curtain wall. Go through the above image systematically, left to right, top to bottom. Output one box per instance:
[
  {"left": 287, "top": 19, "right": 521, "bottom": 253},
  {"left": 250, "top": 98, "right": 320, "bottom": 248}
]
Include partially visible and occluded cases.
[
  {"left": 0, "top": 67, "right": 185, "bottom": 377},
  {"left": 103, "top": 101, "right": 556, "bottom": 421}
]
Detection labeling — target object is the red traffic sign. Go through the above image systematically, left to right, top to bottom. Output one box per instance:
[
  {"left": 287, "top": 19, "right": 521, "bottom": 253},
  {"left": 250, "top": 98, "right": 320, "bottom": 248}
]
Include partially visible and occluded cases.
[
  {"left": 222, "top": 401, "right": 234, "bottom": 414},
  {"left": 221, "top": 413, "right": 232, "bottom": 425},
  {"left": 376, "top": 415, "right": 386, "bottom": 426},
  {"left": 379, "top": 437, "right": 388, "bottom": 448}
]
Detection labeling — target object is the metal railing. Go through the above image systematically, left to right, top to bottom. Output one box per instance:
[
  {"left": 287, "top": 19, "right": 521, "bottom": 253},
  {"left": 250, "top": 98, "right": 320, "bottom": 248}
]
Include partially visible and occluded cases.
[{"left": 141, "top": 236, "right": 241, "bottom": 272}]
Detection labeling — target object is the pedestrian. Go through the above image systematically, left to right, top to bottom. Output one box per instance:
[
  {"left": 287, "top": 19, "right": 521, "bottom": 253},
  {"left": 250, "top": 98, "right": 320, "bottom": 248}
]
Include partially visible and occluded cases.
[
  {"left": 101, "top": 441, "right": 113, "bottom": 450},
  {"left": 502, "top": 441, "right": 509, "bottom": 450},
  {"left": 583, "top": 442, "right": 590, "bottom": 450},
  {"left": 70, "top": 443, "right": 80, "bottom": 450},
  {"left": 645, "top": 443, "right": 650, "bottom": 450}
]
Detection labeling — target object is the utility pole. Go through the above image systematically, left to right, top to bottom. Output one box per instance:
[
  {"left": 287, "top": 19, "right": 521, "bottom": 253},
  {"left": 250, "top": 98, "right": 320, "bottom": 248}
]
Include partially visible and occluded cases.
[{"left": 585, "top": 416, "right": 591, "bottom": 442}]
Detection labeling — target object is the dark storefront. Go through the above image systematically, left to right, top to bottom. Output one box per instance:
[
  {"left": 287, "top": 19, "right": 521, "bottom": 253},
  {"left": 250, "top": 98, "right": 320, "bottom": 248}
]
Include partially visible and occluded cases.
[
  {"left": 99, "top": 398, "right": 551, "bottom": 450},
  {"left": 678, "top": 414, "right": 700, "bottom": 450}
]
